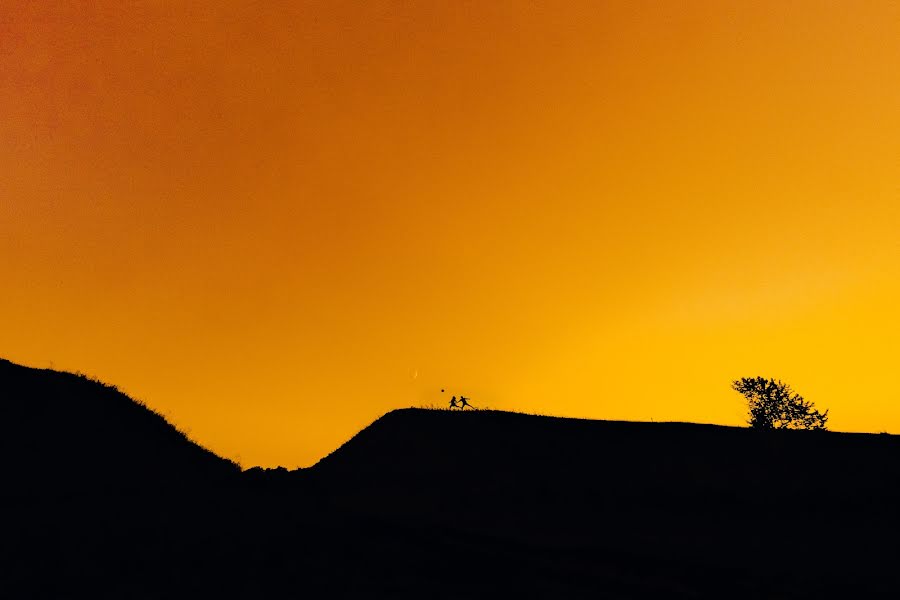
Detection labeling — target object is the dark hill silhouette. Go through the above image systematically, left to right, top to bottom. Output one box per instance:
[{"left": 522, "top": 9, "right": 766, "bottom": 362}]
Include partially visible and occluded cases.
[
  {"left": 0, "top": 358, "right": 237, "bottom": 498},
  {"left": 3, "top": 360, "right": 899, "bottom": 598},
  {"left": 312, "top": 408, "right": 900, "bottom": 511},
  {"left": 303, "top": 409, "right": 900, "bottom": 597}
]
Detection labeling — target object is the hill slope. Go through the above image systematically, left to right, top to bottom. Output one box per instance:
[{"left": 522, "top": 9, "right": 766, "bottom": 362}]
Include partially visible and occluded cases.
[
  {"left": 0, "top": 358, "right": 237, "bottom": 497},
  {"left": 312, "top": 407, "right": 900, "bottom": 510},
  {"left": 300, "top": 408, "right": 900, "bottom": 596}
]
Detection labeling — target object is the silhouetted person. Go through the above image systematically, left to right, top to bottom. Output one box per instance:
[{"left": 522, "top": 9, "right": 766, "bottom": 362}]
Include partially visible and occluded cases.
[
  {"left": 449, "top": 396, "right": 459, "bottom": 410},
  {"left": 459, "top": 396, "right": 472, "bottom": 410}
]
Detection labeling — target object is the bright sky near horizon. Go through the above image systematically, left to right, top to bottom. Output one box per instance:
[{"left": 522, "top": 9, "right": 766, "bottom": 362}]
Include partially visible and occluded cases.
[{"left": 2, "top": 1, "right": 898, "bottom": 467}]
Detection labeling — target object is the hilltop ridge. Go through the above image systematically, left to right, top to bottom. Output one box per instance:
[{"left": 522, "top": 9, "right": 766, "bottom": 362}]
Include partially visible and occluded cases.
[{"left": 311, "top": 408, "right": 900, "bottom": 510}]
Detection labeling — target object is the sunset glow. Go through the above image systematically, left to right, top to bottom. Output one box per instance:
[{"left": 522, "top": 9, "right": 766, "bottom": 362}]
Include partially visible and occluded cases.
[{"left": 2, "top": 1, "right": 898, "bottom": 467}]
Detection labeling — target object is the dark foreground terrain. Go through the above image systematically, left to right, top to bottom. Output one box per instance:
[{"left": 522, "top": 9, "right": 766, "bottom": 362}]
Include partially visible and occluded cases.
[{"left": 2, "top": 358, "right": 899, "bottom": 598}]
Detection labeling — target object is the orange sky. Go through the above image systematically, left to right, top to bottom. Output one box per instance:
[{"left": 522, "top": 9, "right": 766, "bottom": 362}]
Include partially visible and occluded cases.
[{"left": 2, "top": 1, "right": 898, "bottom": 467}]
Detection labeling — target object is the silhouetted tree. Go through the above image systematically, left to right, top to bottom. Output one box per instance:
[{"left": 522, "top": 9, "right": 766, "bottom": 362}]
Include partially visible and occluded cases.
[{"left": 732, "top": 377, "right": 828, "bottom": 430}]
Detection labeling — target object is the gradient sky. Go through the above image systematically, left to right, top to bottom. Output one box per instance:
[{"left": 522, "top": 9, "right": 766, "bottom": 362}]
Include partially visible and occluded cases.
[{"left": 2, "top": 1, "right": 898, "bottom": 467}]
